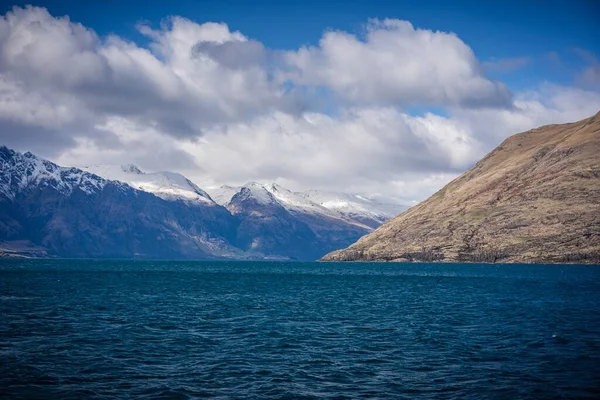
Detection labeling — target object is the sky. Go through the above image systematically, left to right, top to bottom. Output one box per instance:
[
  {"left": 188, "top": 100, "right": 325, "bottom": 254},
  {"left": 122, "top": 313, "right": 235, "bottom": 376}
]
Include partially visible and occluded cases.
[{"left": 0, "top": 1, "right": 599, "bottom": 202}]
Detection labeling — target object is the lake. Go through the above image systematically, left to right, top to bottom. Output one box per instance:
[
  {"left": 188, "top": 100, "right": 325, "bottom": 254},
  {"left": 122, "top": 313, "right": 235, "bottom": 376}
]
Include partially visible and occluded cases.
[{"left": 1, "top": 260, "right": 599, "bottom": 399}]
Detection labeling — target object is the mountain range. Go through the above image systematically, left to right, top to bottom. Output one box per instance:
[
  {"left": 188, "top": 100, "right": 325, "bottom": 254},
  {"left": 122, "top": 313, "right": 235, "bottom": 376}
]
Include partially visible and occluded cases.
[
  {"left": 322, "top": 112, "right": 600, "bottom": 264},
  {"left": 0, "top": 147, "right": 407, "bottom": 260}
]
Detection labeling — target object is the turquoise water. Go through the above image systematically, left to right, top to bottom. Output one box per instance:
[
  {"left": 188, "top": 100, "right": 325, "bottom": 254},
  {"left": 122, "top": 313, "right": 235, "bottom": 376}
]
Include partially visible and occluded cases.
[{"left": 1, "top": 260, "right": 599, "bottom": 399}]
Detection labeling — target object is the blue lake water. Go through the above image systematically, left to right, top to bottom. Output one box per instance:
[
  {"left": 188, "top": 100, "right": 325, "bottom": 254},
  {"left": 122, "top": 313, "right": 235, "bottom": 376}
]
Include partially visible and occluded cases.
[{"left": 1, "top": 259, "right": 599, "bottom": 399}]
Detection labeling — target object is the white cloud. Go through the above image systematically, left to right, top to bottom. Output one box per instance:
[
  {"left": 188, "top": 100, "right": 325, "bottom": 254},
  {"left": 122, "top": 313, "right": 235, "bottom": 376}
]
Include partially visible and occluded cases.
[
  {"left": 0, "top": 6, "right": 287, "bottom": 138},
  {"left": 0, "top": 7, "right": 599, "bottom": 202},
  {"left": 282, "top": 19, "right": 512, "bottom": 108},
  {"left": 0, "top": 77, "right": 76, "bottom": 127},
  {"left": 452, "top": 84, "right": 600, "bottom": 148},
  {"left": 171, "top": 85, "right": 600, "bottom": 200},
  {"left": 179, "top": 109, "right": 479, "bottom": 185},
  {"left": 55, "top": 116, "right": 200, "bottom": 171}
]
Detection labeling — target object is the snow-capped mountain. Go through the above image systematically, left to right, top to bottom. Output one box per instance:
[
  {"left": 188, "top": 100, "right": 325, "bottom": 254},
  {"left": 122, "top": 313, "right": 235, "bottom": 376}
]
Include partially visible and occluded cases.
[
  {"left": 0, "top": 146, "right": 394, "bottom": 260},
  {"left": 0, "top": 146, "right": 241, "bottom": 259},
  {"left": 0, "top": 148, "right": 108, "bottom": 200},
  {"left": 67, "top": 158, "right": 402, "bottom": 255},
  {"left": 79, "top": 161, "right": 409, "bottom": 228},
  {"left": 80, "top": 164, "right": 214, "bottom": 204},
  {"left": 225, "top": 181, "right": 369, "bottom": 259},
  {"left": 205, "top": 182, "right": 407, "bottom": 229},
  {"left": 234, "top": 182, "right": 279, "bottom": 206},
  {"left": 264, "top": 183, "right": 334, "bottom": 214},
  {"left": 205, "top": 184, "right": 240, "bottom": 206},
  {"left": 298, "top": 190, "right": 409, "bottom": 228}
]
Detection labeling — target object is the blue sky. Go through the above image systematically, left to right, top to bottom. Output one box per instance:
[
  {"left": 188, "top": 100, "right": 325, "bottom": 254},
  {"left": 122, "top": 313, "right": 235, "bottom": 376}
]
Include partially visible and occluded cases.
[
  {"left": 5, "top": 0, "right": 599, "bottom": 92},
  {"left": 0, "top": 1, "right": 599, "bottom": 200}
]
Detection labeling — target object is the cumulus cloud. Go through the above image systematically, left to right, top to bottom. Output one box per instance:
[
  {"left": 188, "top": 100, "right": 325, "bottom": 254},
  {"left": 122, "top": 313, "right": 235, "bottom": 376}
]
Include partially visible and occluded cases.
[
  {"left": 0, "top": 6, "right": 599, "bottom": 201},
  {"left": 0, "top": 6, "right": 288, "bottom": 139},
  {"left": 282, "top": 19, "right": 512, "bottom": 108},
  {"left": 58, "top": 83, "right": 600, "bottom": 201},
  {"left": 168, "top": 84, "right": 599, "bottom": 199},
  {"left": 451, "top": 84, "right": 600, "bottom": 148},
  {"left": 180, "top": 109, "right": 481, "bottom": 184},
  {"left": 56, "top": 117, "right": 201, "bottom": 172}
]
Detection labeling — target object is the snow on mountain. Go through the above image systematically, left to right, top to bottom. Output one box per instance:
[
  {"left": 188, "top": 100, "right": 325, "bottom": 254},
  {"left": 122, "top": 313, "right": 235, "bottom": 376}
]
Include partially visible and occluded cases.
[
  {"left": 0, "top": 146, "right": 107, "bottom": 199},
  {"left": 0, "top": 146, "right": 403, "bottom": 260},
  {"left": 0, "top": 147, "right": 246, "bottom": 260},
  {"left": 60, "top": 158, "right": 408, "bottom": 228},
  {"left": 80, "top": 164, "right": 214, "bottom": 204},
  {"left": 206, "top": 180, "right": 406, "bottom": 229},
  {"left": 233, "top": 182, "right": 278, "bottom": 206},
  {"left": 208, "top": 183, "right": 292, "bottom": 208},
  {"left": 263, "top": 183, "right": 346, "bottom": 217},
  {"left": 205, "top": 185, "right": 243, "bottom": 206},
  {"left": 298, "top": 190, "right": 409, "bottom": 228}
]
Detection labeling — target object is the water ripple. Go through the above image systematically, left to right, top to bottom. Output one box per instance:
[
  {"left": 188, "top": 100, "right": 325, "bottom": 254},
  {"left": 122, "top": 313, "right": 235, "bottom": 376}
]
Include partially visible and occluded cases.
[{"left": 1, "top": 260, "right": 599, "bottom": 399}]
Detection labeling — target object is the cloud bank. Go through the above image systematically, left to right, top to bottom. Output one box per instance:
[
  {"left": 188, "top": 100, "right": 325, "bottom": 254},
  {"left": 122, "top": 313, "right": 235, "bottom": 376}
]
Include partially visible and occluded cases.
[{"left": 0, "top": 6, "right": 599, "bottom": 201}]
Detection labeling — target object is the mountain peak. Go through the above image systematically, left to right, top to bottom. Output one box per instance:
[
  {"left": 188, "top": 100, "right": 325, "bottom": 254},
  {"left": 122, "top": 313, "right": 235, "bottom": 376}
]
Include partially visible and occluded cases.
[
  {"left": 0, "top": 146, "right": 15, "bottom": 158},
  {"left": 0, "top": 147, "right": 107, "bottom": 200},
  {"left": 80, "top": 164, "right": 214, "bottom": 204},
  {"left": 243, "top": 181, "right": 264, "bottom": 189},
  {"left": 236, "top": 182, "right": 277, "bottom": 205},
  {"left": 298, "top": 190, "right": 408, "bottom": 228}
]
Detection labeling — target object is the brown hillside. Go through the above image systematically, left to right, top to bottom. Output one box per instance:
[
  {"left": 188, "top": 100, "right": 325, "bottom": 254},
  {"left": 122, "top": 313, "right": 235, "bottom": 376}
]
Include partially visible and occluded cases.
[{"left": 322, "top": 112, "right": 600, "bottom": 264}]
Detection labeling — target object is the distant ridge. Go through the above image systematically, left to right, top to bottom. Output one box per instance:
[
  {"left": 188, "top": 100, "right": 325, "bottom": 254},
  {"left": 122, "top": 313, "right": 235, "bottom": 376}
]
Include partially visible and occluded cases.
[
  {"left": 322, "top": 112, "right": 600, "bottom": 264},
  {"left": 0, "top": 147, "right": 405, "bottom": 260}
]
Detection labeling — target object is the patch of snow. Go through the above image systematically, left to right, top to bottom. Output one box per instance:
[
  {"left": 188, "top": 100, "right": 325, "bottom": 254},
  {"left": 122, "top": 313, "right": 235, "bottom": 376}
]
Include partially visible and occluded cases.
[
  {"left": 80, "top": 164, "right": 214, "bottom": 204},
  {"left": 203, "top": 178, "right": 407, "bottom": 228},
  {"left": 235, "top": 182, "right": 277, "bottom": 205},
  {"left": 263, "top": 183, "right": 339, "bottom": 216},
  {"left": 204, "top": 185, "right": 241, "bottom": 206},
  {"left": 298, "top": 190, "right": 409, "bottom": 225}
]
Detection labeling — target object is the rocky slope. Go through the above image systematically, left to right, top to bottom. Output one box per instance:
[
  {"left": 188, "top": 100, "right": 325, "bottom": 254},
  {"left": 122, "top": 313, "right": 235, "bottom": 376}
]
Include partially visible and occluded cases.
[{"left": 322, "top": 112, "right": 600, "bottom": 264}]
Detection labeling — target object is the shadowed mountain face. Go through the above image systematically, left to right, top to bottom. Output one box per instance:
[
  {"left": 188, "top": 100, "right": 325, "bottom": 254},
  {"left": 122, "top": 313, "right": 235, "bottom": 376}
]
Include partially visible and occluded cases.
[
  {"left": 323, "top": 112, "right": 600, "bottom": 264},
  {"left": 0, "top": 148, "right": 372, "bottom": 260},
  {"left": 0, "top": 148, "right": 241, "bottom": 259},
  {"left": 227, "top": 183, "right": 368, "bottom": 260},
  {"left": 227, "top": 184, "right": 320, "bottom": 259},
  {"left": 0, "top": 185, "right": 242, "bottom": 259}
]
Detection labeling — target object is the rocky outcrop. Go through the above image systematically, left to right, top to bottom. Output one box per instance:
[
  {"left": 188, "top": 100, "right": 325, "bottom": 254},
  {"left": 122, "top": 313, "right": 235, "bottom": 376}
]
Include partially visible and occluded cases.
[{"left": 322, "top": 112, "right": 600, "bottom": 264}]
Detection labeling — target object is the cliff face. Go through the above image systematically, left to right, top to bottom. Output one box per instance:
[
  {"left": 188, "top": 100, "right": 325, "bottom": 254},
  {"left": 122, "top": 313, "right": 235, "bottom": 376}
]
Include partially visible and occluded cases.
[{"left": 322, "top": 112, "right": 600, "bottom": 264}]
